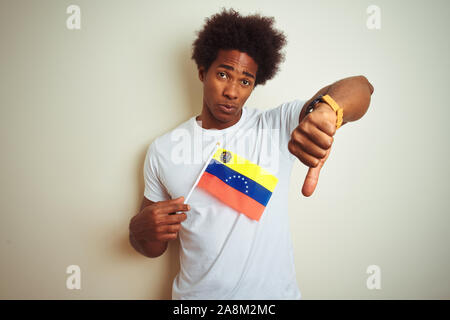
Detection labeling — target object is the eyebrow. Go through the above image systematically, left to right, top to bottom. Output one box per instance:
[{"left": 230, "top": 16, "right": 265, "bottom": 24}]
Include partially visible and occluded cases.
[{"left": 218, "top": 64, "right": 255, "bottom": 79}]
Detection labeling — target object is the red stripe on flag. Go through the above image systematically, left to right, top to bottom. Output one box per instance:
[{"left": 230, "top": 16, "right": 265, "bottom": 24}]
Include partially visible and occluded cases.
[{"left": 197, "top": 171, "right": 266, "bottom": 221}]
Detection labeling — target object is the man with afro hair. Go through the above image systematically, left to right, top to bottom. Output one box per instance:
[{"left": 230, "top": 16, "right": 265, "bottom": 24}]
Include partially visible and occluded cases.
[{"left": 129, "top": 8, "right": 374, "bottom": 299}]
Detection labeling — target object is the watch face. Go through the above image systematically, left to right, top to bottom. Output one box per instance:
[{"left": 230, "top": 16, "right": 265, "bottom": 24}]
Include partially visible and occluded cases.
[
  {"left": 306, "top": 97, "right": 321, "bottom": 116},
  {"left": 305, "top": 104, "right": 314, "bottom": 115}
]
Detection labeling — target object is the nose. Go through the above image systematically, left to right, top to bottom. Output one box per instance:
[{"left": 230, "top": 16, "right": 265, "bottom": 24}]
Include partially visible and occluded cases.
[{"left": 223, "top": 82, "right": 238, "bottom": 100}]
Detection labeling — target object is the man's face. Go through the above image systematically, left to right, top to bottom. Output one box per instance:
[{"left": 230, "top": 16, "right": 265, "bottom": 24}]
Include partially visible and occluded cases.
[{"left": 199, "top": 49, "right": 258, "bottom": 126}]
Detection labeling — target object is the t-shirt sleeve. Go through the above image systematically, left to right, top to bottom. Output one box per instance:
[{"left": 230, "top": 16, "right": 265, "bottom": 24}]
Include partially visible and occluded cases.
[
  {"left": 263, "top": 99, "right": 306, "bottom": 162},
  {"left": 143, "top": 140, "right": 171, "bottom": 202}
]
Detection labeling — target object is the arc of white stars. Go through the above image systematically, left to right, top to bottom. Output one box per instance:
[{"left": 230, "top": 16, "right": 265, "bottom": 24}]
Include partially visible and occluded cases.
[{"left": 224, "top": 175, "right": 250, "bottom": 193}]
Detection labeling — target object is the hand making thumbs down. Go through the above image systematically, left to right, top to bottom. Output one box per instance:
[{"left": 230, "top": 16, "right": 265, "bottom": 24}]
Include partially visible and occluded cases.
[{"left": 288, "top": 103, "right": 337, "bottom": 197}]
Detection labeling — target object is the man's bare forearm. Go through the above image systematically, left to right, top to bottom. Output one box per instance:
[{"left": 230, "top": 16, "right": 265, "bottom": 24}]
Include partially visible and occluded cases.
[
  {"left": 300, "top": 75, "right": 374, "bottom": 126},
  {"left": 326, "top": 75, "right": 374, "bottom": 125}
]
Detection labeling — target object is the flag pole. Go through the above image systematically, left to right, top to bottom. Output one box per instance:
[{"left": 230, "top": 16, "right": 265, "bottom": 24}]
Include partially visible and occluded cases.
[{"left": 184, "top": 141, "right": 221, "bottom": 204}]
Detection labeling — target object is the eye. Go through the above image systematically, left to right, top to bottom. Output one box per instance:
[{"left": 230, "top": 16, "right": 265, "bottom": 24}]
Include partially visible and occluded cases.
[
  {"left": 218, "top": 71, "right": 227, "bottom": 79},
  {"left": 242, "top": 79, "right": 251, "bottom": 86}
]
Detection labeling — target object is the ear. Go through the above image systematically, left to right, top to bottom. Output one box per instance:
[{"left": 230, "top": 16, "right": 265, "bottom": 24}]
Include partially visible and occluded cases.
[{"left": 198, "top": 66, "right": 205, "bottom": 82}]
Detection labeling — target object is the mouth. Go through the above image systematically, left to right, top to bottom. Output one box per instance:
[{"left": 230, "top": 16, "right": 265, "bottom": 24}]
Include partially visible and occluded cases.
[{"left": 217, "top": 104, "right": 237, "bottom": 114}]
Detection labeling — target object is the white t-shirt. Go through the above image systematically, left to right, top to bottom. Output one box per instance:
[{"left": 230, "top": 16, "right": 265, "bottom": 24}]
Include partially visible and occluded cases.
[{"left": 143, "top": 99, "right": 306, "bottom": 299}]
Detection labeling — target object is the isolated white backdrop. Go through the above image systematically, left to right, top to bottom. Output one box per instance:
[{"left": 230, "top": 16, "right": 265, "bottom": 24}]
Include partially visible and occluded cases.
[{"left": 0, "top": 0, "right": 449, "bottom": 299}]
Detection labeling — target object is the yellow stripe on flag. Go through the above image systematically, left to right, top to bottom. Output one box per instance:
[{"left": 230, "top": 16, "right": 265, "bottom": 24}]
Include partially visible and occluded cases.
[{"left": 212, "top": 148, "right": 278, "bottom": 192}]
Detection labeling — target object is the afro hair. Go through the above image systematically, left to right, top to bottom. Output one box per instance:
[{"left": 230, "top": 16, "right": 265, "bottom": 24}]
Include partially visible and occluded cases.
[{"left": 191, "top": 8, "right": 287, "bottom": 87}]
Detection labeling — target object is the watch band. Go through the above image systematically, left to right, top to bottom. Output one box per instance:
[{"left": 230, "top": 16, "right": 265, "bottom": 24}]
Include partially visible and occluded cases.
[
  {"left": 304, "top": 94, "right": 344, "bottom": 129},
  {"left": 320, "top": 94, "right": 344, "bottom": 129}
]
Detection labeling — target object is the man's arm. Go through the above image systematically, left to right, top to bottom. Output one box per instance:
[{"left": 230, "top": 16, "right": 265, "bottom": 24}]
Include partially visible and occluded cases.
[
  {"left": 289, "top": 75, "right": 374, "bottom": 196},
  {"left": 298, "top": 75, "right": 374, "bottom": 126},
  {"left": 129, "top": 196, "right": 188, "bottom": 258},
  {"left": 129, "top": 197, "right": 168, "bottom": 258}
]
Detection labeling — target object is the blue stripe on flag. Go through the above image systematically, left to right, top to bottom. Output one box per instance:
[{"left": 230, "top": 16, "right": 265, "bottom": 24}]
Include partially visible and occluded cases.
[{"left": 204, "top": 159, "right": 272, "bottom": 206}]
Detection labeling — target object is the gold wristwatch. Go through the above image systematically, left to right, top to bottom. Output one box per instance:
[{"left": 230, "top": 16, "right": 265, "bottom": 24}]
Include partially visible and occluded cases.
[{"left": 305, "top": 94, "right": 344, "bottom": 129}]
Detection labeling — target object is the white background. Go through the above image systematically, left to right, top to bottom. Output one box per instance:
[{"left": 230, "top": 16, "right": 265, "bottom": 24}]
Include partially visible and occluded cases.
[{"left": 0, "top": 0, "right": 449, "bottom": 299}]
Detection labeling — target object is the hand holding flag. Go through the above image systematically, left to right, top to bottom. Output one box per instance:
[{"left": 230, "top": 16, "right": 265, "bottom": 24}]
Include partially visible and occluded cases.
[{"left": 288, "top": 103, "right": 337, "bottom": 197}]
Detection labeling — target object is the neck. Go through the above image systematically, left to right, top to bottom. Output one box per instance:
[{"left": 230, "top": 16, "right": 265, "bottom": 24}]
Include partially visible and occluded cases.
[{"left": 197, "top": 106, "right": 243, "bottom": 130}]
